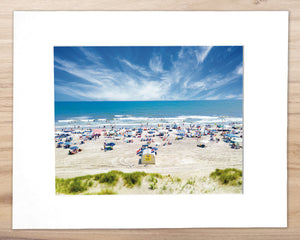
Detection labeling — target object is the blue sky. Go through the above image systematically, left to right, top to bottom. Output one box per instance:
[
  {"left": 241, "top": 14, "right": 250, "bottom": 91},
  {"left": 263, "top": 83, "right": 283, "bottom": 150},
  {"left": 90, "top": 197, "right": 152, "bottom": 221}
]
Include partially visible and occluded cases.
[{"left": 54, "top": 46, "right": 243, "bottom": 101}]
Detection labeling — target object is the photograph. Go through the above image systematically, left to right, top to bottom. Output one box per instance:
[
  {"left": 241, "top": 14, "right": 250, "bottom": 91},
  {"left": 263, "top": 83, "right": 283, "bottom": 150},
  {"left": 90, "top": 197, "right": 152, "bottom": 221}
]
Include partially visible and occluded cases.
[{"left": 54, "top": 46, "right": 243, "bottom": 195}]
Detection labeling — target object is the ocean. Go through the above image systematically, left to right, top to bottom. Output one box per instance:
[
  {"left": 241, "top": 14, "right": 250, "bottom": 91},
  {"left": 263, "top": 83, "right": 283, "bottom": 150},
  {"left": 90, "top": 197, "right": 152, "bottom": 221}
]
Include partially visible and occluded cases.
[{"left": 55, "top": 100, "right": 243, "bottom": 128}]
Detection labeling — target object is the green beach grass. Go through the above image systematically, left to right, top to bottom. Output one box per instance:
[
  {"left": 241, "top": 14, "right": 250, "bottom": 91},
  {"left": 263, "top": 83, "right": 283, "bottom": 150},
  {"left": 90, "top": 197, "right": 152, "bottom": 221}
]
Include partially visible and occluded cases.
[
  {"left": 56, "top": 168, "right": 243, "bottom": 195},
  {"left": 210, "top": 168, "right": 243, "bottom": 186},
  {"left": 56, "top": 170, "right": 149, "bottom": 194}
]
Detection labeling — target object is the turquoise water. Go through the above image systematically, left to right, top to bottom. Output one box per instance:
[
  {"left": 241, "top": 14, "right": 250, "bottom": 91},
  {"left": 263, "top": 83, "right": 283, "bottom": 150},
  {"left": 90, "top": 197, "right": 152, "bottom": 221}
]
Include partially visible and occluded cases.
[{"left": 55, "top": 100, "right": 243, "bottom": 128}]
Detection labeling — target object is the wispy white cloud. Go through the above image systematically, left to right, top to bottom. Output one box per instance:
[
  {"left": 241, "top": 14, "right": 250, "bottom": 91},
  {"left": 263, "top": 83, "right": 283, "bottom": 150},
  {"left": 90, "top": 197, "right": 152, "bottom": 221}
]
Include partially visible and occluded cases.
[
  {"left": 55, "top": 46, "right": 242, "bottom": 101},
  {"left": 194, "top": 46, "right": 212, "bottom": 64},
  {"left": 79, "top": 47, "right": 102, "bottom": 64},
  {"left": 149, "top": 55, "right": 163, "bottom": 73},
  {"left": 55, "top": 56, "right": 170, "bottom": 101},
  {"left": 118, "top": 58, "right": 151, "bottom": 77},
  {"left": 234, "top": 63, "right": 243, "bottom": 75},
  {"left": 184, "top": 80, "right": 206, "bottom": 90}
]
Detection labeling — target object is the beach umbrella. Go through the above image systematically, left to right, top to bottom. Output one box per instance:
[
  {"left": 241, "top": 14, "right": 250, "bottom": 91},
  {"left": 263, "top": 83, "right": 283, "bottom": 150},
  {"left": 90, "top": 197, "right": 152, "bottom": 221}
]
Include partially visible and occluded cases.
[
  {"left": 92, "top": 129, "right": 102, "bottom": 135},
  {"left": 229, "top": 134, "right": 239, "bottom": 138},
  {"left": 231, "top": 138, "right": 242, "bottom": 143},
  {"left": 106, "top": 142, "right": 115, "bottom": 146},
  {"left": 64, "top": 143, "right": 71, "bottom": 148},
  {"left": 70, "top": 146, "right": 79, "bottom": 150},
  {"left": 136, "top": 149, "right": 142, "bottom": 154}
]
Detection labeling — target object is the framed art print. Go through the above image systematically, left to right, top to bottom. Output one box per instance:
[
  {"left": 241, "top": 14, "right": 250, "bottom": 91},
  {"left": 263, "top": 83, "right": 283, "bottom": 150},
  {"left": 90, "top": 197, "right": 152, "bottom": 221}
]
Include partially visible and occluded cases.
[{"left": 13, "top": 11, "right": 288, "bottom": 228}]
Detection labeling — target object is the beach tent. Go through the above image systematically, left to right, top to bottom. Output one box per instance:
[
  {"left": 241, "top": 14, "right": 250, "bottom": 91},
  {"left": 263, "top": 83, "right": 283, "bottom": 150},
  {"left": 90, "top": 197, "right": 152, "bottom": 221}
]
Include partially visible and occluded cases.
[{"left": 141, "top": 148, "right": 155, "bottom": 164}]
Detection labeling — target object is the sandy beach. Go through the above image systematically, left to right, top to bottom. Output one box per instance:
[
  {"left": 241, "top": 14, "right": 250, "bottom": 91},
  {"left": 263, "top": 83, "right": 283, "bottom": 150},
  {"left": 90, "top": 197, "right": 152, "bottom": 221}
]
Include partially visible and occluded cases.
[{"left": 55, "top": 125, "right": 243, "bottom": 194}]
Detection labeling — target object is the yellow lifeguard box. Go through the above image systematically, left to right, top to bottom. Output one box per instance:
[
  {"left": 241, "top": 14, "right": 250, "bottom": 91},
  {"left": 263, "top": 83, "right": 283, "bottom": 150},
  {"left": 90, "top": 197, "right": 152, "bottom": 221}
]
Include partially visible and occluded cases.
[{"left": 141, "top": 149, "right": 155, "bottom": 164}]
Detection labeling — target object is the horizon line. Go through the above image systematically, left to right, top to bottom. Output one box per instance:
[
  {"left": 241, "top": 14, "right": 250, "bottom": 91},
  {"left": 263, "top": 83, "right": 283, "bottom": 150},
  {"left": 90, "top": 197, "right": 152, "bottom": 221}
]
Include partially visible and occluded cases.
[{"left": 55, "top": 99, "right": 243, "bottom": 102}]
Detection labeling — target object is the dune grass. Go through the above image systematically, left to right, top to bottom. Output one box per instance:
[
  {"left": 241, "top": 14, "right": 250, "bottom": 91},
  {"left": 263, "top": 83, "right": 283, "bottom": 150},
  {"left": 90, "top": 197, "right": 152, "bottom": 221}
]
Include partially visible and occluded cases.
[
  {"left": 210, "top": 168, "right": 243, "bottom": 186},
  {"left": 56, "top": 169, "right": 243, "bottom": 195},
  {"left": 56, "top": 170, "right": 151, "bottom": 194},
  {"left": 94, "top": 171, "right": 121, "bottom": 186},
  {"left": 122, "top": 171, "right": 147, "bottom": 188},
  {"left": 149, "top": 173, "right": 162, "bottom": 179},
  {"left": 55, "top": 178, "right": 88, "bottom": 194},
  {"left": 149, "top": 183, "right": 158, "bottom": 190}
]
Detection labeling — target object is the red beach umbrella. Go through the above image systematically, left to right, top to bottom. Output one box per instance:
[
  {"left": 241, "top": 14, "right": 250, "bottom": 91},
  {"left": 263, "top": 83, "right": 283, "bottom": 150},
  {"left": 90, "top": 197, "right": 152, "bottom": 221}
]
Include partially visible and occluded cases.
[{"left": 92, "top": 129, "right": 103, "bottom": 135}]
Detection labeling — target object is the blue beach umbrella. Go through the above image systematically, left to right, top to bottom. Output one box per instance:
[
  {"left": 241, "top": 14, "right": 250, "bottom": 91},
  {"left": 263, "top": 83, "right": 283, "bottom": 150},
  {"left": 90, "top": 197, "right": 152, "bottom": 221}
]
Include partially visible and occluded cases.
[
  {"left": 224, "top": 134, "right": 239, "bottom": 138},
  {"left": 106, "top": 142, "right": 115, "bottom": 146},
  {"left": 64, "top": 143, "right": 71, "bottom": 148},
  {"left": 70, "top": 146, "right": 79, "bottom": 150}
]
